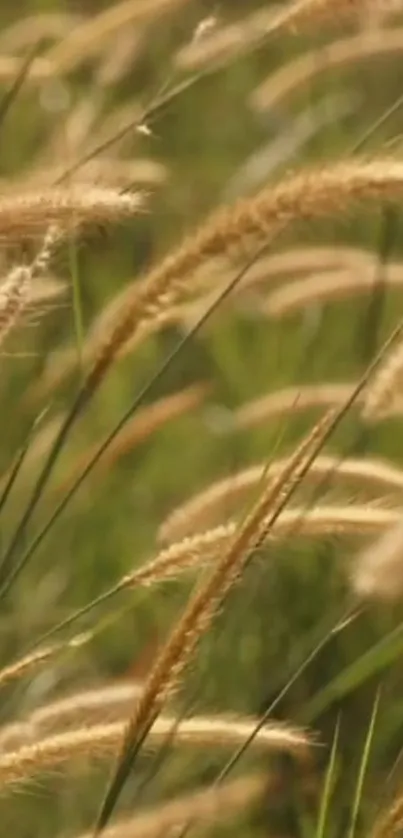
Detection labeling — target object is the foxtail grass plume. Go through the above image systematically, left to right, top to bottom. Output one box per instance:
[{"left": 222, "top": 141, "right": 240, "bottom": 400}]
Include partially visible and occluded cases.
[
  {"left": 251, "top": 28, "right": 403, "bottom": 113},
  {"left": 84, "top": 158, "right": 403, "bottom": 402},
  {"left": 0, "top": 187, "right": 142, "bottom": 240},
  {"left": 0, "top": 224, "right": 60, "bottom": 348},
  {"left": 264, "top": 262, "right": 403, "bottom": 318},
  {"left": 362, "top": 337, "right": 403, "bottom": 421},
  {"left": 94, "top": 408, "right": 342, "bottom": 832},
  {"left": 159, "top": 454, "right": 403, "bottom": 543},
  {"left": 352, "top": 517, "right": 403, "bottom": 600},
  {"left": 0, "top": 716, "right": 309, "bottom": 789}
]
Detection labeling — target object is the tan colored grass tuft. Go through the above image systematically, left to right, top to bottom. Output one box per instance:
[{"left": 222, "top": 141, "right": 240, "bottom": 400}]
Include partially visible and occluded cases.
[
  {"left": 43, "top": 0, "right": 188, "bottom": 76},
  {"left": 176, "top": 0, "right": 373, "bottom": 72},
  {"left": 175, "top": 7, "right": 281, "bottom": 72},
  {"left": 0, "top": 12, "right": 82, "bottom": 53},
  {"left": 95, "top": 25, "right": 142, "bottom": 88},
  {"left": 251, "top": 27, "right": 403, "bottom": 112},
  {"left": 0, "top": 55, "right": 53, "bottom": 84},
  {"left": 83, "top": 158, "right": 403, "bottom": 401},
  {"left": 23, "top": 159, "right": 168, "bottom": 191},
  {"left": 0, "top": 187, "right": 143, "bottom": 241},
  {"left": 0, "top": 224, "right": 60, "bottom": 348},
  {"left": 27, "top": 245, "right": 372, "bottom": 403},
  {"left": 264, "top": 263, "right": 403, "bottom": 317},
  {"left": 362, "top": 338, "right": 403, "bottom": 421},
  {"left": 229, "top": 383, "right": 358, "bottom": 431},
  {"left": 95, "top": 408, "right": 337, "bottom": 827},
  {"left": 159, "top": 455, "right": 403, "bottom": 543},
  {"left": 119, "top": 504, "right": 403, "bottom": 596},
  {"left": 351, "top": 518, "right": 403, "bottom": 601},
  {"left": 0, "top": 631, "right": 91, "bottom": 692},
  {"left": 0, "top": 643, "right": 58, "bottom": 690},
  {"left": 0, "top": 681, "right": 145, "bottom": 750},
  {"left": 30, "top": 681, "right": 144, "bottom": 733},
  {"left": 0, "top": 716, "right": 309, "bottom": 788},
  {"left": 75, "top": 773, "right": 268, "bottom": 838},
  {"left": 369, "top": 781, "right": 403, "bottom": 838}
]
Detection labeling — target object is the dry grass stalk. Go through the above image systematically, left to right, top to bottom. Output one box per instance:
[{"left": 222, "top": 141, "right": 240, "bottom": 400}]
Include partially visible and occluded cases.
[
  {"left": 43, "top": 0, "right": 188, "bottom": 76},
  {"left": 176, "top": 0, "right": 371, "bottom": 72},
  {"left": 272, "top": 0, "right": 377, "bottom": 30},
  {"left": 175, "top": 7, "right": 281, "bottom": 71},
  {"left": 0, "top": 12, "right": 81, "bottom": 53},
  {"left": 95, "top": 25, "right": 141, "bottom": 88},
  {"left": 251, "top": 27, "right": 403, "bottom": 112},
  {"left": 0, "top": 55, "right": 53, "bottom": 83},
  {"left": 35, "top": 95, "right": 102, "bottom": 170},
  {"left": 83, "top": 158, "right": 403, "bottom": 402},
  {"left": 23, "top": 159, "right": 168, "bottom": 190},
  {"left": 0, "top": 187, "right": 143, "bottom": 240},
  {"left": 0, "top": 224, "right": 60, "bottom": 348},
  {"left": 188, "top": 245, "right": 374, "bottom": 299},
  {"left": 29, "top": 246, "right": 372, "bottom": 402},
  {"left": 264, "top": 263, "right": 403, "bottom": 317},
  {"left": 26, "top": 276, "right": 66, "bottom": 305},
  {"left": 362, "top": 338, "right": 403, "bottom": 421},
  {"left": 230, "top": 383, "right": 359, "bottom": 431},
  {"left": 54, "top": 384, "right": 208, "bottom": 496},
  {"left": 95, "top": 408, "right": 337, "bottom": 831},
  {"left": 159, "top": 454, "right": 403, "bottom": 543},
  {"left": 118, "top": 505, "right": 403, "bottom": 596},
  {"left": 352, "top": 518, "right": 403, "bottom": 601},
  {"left": 0, "top": 630, "right": 91, "bottom": 691},
  {"left": 0, "top": 643, "right": 58, "bottom": 690},
  {"left": 0, "top": 681, "right": 146, "bottom": 750},
  {"left": 29, "top": 681, "right": 145, "bottom": 734},
  {"left": 0, "top": 716, "right": 309, "bottom": 788},
  {"left": 75, "top": 773, "right": 268, "bottom": 838},
  {"left": 370, "top": 783, "right": 403, "bottom": 838}
]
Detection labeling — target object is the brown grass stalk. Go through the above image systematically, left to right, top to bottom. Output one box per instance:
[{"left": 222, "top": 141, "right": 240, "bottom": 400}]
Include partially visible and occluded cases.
[
  {"left": 43, "top": 0, "right": 188, "bottom": 77},
  {"left": 176, "top": 0, "right": 371, "bottom": 73},
  {"left": 175, "top": 7, "right": 281, "bottom": 72},
  {"left": 0, "top": 12, "right": 82, "bottom": 53},
  {"left": 251, "top": 28, "right": 403, "bottom": 112},
  {"left": 83, "top": 158, "right": 403, "bottom": 403},
  {"left": 22, "top": 159, "right": 168, "bottom": 190},
  {"left": 0, "top": 187, "right": 142, "bottom": 240},
  {"left": 0, "top": 224, "right": 60, "bottom": 347},
  {"left": 28, "top": 245, "right": 372, "bottom": 402},
  {"left": 264, "top": 263, "right": 403, "bottom": 317},
  {"left": 362, "top": 338, "right": 403, "bottom": 421},
  {"left": 229, "top": 383, "right": 359, "bottom": 431},
  {"left": 94, "top": 407, "right": 341, "bottom": 834},
  {"left": 159, "top": 455, "right": 403, "bottom": 543},
  {"left": 113, "top": 505, "right": 403, "bottom": 602},
  {"left": 352, "top": 518, "right": 403, "bottom": 601},
  {"left": 0, "top": 630, "right": 91, "bottom": 691},
  {"left": 0, "top": 643, "right": 58, "bottom": 690},
  {"left": 0, "top": 716, "right": 309, "bottom": 788},
  {"left": 370, "top": 782, "right": 403, "bottom": 838}
]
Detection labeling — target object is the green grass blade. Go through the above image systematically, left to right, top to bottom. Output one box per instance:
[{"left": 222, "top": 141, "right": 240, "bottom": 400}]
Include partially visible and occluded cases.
[
  {"left": 0, "top": 243, "right": 270, "bottom": 602},
  {"left": 303, "top": 623, "right": 403, "bottom": 723},
  {"left": 348, "top": 689, "right": 381, "bottom": 838},
  {"left": 316, "top": 717, "right": 341, "bottom": 838}
]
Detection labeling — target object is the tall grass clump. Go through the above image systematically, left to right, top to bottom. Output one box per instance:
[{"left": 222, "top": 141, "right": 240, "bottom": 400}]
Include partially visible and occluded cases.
[{"left": 3, "top": 2, "right": 403, "bottom": 838}]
